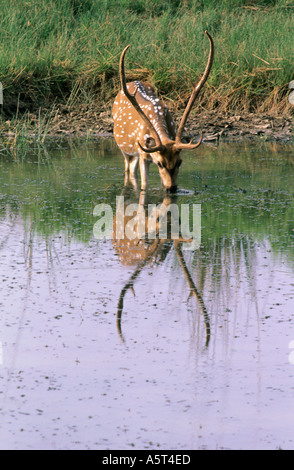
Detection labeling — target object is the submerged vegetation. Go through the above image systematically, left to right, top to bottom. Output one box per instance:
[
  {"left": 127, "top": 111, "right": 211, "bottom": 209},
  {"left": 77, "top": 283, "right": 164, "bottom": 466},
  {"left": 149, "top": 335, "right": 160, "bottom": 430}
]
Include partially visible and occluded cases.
[{"left": 0, "top": 0, "right": 293, "bottom": 154}]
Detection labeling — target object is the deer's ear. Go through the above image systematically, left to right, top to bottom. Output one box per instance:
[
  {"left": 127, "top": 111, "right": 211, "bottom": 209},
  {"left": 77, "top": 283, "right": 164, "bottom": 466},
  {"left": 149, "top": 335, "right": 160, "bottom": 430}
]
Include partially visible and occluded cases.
[{"left": 144, "top": 136, "right": 157, "bottom": 149}]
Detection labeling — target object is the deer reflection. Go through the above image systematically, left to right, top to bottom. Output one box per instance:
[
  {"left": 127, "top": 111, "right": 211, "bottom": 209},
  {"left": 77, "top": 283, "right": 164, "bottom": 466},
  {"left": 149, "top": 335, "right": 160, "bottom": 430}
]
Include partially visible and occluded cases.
[{"left": 112, "top": 182, "right": 210, "bottom": 347}]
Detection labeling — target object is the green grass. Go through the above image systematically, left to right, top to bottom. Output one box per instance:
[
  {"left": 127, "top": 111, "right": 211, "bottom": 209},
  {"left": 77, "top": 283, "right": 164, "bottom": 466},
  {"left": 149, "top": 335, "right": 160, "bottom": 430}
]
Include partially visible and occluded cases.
[{"left": 0, "top": 0, "right": 294, "bottom": 119}]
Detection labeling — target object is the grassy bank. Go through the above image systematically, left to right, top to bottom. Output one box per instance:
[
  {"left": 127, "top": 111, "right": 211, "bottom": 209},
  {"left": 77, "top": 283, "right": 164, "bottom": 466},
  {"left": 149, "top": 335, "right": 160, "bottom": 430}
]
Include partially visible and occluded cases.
[{"left": 0, "top": 0, "right": 294, "bottom": 129}]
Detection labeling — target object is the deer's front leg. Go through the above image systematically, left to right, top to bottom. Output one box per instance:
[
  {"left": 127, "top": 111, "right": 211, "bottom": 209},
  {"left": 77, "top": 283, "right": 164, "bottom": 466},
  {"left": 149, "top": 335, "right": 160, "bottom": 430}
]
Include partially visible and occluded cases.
[
  {"left": 122, "top": 152, "right": 139, "bottom": 189},
  {"left": 122, "top": 152, "right": 139, "bottom": 175},
  {"left": 139, "top": 154, "right": 151, "bottom": 190}
]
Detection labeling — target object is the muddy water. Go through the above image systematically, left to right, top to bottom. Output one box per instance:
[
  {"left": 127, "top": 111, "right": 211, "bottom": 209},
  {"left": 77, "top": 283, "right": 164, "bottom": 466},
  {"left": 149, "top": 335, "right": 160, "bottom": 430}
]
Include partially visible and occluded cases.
[{"left": 0, "top": 140, "right": 293, "bottom": 450}]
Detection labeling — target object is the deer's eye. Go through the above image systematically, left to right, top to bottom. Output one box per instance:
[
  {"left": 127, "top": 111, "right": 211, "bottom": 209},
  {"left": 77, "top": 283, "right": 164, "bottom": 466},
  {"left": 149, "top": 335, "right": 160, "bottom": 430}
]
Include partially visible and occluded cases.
[{"left": 157, "top": 161, "right": 165, "bottom": 169}]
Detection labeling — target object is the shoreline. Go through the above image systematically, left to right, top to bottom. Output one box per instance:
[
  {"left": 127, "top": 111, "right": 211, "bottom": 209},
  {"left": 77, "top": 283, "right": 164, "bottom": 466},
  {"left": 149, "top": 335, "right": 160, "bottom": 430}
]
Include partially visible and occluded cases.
[{"left": 1, "top": 107, "right": 293, "bottom": 145}]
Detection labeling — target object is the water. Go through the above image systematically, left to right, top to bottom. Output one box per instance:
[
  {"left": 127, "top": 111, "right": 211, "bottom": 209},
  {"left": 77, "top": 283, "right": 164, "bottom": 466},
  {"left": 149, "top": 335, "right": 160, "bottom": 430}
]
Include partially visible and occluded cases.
[{"left": 0, "top": 140, "right": 293, "bottom": 450}]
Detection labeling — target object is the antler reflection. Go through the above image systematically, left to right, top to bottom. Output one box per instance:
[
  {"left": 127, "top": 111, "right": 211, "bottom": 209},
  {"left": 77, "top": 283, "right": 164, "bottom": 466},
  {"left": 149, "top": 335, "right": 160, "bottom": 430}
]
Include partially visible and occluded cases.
[
  {"left": 113, "top": 189, "right": 210, "bottom": 347},
  {"left": 116, "top": 238, "right": 161, "bottom": 342},
  {"left": 174, "top": 241, "right": 210, "bottom": 347}
]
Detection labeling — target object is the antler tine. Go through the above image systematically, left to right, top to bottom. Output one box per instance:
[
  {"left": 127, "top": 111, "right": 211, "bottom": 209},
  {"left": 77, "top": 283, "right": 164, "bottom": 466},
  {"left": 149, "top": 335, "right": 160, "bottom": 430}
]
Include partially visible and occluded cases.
[
  {"left": 175, "top": 31, "right": 214, "bottom": 149},
  {"left": 119, "top": 45, "right": 164, "bottom": 152},
  {"left": 175, "top": 131, "right": 203, "bottom": 151},
  {"left": 138, "top": 141, "right": 164, "bottom": 153}
]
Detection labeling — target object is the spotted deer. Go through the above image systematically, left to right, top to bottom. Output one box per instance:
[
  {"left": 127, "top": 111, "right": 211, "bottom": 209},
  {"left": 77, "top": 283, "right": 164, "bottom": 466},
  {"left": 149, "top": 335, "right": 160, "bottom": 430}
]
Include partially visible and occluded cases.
[{"left": 112, "top": 31, "right": 214, "bottom": 192}]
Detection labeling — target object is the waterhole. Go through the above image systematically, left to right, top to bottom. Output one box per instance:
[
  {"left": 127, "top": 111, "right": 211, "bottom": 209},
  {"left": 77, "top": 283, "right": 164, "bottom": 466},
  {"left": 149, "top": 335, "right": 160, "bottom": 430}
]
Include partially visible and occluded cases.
[{"left": 0, "top": 139, "right": 293, "bottom": 450}]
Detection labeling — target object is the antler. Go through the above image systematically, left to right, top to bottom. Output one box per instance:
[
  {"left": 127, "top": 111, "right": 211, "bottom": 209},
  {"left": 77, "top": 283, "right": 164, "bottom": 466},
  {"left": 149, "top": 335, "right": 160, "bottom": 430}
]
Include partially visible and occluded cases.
[
  {"left": 174, "top": 31, "right": 214, "bottom": 151},
  {"left": 119, "top": 32, "right": 214, "bottom": 155},
  {"left": 119, "top": 45, "right": 164, "bottom": 153}
]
